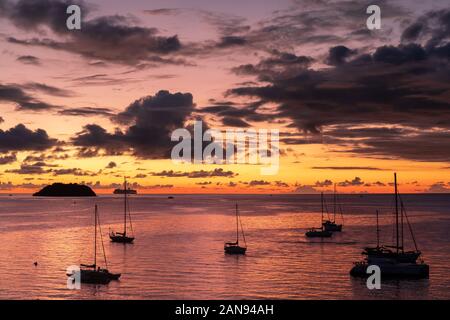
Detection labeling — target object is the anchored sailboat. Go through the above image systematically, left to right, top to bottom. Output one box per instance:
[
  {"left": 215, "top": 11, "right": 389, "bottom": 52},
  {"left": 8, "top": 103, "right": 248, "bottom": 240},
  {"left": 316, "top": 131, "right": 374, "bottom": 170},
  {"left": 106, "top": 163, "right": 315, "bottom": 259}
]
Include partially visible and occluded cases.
[
  {"left": 350, "top": 173, "right": 429, "bottom": 278},
  {"left": 110, "top": 179, "right": 135, "bottom": 244},
  {"left": 322, "top": 184, "right": 343, "bottom": 232},
  {"left": 305, "top": 192, "right": 332, "bottom": 238},
  {"left": 224, "top": 204, "right": 247, "bottom": 254},
  {"left": 67, "top": 205, "right": 121, "bottom": 284}
]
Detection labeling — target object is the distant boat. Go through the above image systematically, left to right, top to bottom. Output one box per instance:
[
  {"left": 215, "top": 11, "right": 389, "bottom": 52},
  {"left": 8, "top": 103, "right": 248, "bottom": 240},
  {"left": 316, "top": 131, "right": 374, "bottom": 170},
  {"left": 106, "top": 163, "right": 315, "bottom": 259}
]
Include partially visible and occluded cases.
[
  {"left": 350, "top": 173, "right": 429, "bottom": 279},
  {"left": 110, "top": 179, "right": 135, "bottom": 244},
  {"left": 322, "top": 184, "right": 343, "bottom": 232},
  {"left": 113, "top": 188, "right": 137, "bottom": 195},
  {"left": 305, "top": 192, "right": 333, "bottom": 238},
  {"left": 168, "top": 196, "right": 174, "bottom": 199},
  {"left": 66, "top": 204, "right": 121, "bottom": 284},
  {"left": 224, "top": 204, "right": 247, "bottom": 254}
]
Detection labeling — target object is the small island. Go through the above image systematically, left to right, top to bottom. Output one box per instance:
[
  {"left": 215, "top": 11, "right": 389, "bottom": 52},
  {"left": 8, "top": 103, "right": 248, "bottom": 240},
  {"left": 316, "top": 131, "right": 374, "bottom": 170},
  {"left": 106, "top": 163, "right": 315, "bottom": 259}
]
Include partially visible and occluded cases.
[{"left": 33, "top": 183, "right": 97, "bottom": 197}]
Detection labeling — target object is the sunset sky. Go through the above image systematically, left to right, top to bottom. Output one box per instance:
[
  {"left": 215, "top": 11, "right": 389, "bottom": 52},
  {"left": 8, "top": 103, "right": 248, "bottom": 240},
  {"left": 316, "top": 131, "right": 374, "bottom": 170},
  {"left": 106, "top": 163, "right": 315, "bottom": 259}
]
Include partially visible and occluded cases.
[{"left": 0, "top": 0, "right": 449, "bottom": 194}]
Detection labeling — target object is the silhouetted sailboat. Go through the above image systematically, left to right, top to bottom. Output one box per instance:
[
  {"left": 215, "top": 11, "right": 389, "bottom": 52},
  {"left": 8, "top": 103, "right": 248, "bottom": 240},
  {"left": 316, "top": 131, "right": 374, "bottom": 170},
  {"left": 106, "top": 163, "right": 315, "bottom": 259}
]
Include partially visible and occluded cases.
[
  {"left": 350, "top": 173, "right": 429, "bottom": 278},
  {"left": 110, "top": 179, "right": 135, "bottom": 244},
  {"left": 322, "top": 184, "right": 343, "bottom": 232},
  {"left": 306, "top": 193, "right": 332, "bottom": 238},
  {"left": 224, "top": 204, "right": 247, "bottom": 254},
  {"left": 67, "top": 205, "right": 121, "bottom": 284}
]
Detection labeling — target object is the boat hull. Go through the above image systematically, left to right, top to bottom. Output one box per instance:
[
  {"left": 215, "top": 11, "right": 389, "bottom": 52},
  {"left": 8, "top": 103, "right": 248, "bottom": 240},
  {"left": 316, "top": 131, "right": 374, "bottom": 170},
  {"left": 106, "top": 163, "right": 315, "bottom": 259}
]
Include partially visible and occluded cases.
[
  {"left": 305, "top": 230, "right": 333, "bottom": 238},
  {"left": 110, "top": 235, "right": 134, "bottom": 243},
  {"left": 224, "top": 245, "right": 247, "bottom": 255},
  {"left": 350, "top": 262, "right": 429, "bottom": 279}
]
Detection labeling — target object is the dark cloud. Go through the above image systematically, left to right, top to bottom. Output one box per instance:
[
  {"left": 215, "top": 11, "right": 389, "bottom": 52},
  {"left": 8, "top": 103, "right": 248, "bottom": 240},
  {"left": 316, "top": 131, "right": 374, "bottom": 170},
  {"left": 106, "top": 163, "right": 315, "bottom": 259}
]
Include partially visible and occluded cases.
[
  {"left": 2, "top": 0, "right": 184, "bottom": 65},
  {"left": 230, "top": 23, "right": 450, "bottom": 162},
  {"left": 217, "top": 36, "right": 247, "bottom": 48},
  {"left": 326, "top": 45, "right": 357, "bottom": 66},
  {"left": 16, "top": 55, "right": 41, "bottom": 65},
  {"left": 21, "top": 82, "right": 74, "bottom": 97},
  {"left": 0, "top": 83, "right": 58, "bottom": 111},
  {"left": 72, "top": 90, "right": 195, "bottom": 158},
  {"left": 58, "top": 107, "right": 114, "bottom": 117},
  {"left": 221, "top": 116, "right": 250, "bottom": 128},
  {"left": 0, "top": 124, "right": 57, "bottom": 151},
  {"left": 0, "top": 153, "right": 17, "bottom": 165},
  {"left": 105, "top": 161, "right": 117, "bottom": 169},
  {"left": 6, "top": 163, "right": 49, "bottom": 175},
  {"left": 312, "top": 166, "right": 385, "bottom": 171},
  {"left": 51, "top": 168, "right": 97, "bottom": 176},
  {"left": 150, "top": 168, "right": 237, "bottom": 178},
  {"left": 338, "top": 177, "right": 364, "bottom": 187},
  {"left": 315, "top": 179, "right": 333, "bottom": 187},
  {"left": 248, "top": 180, "right": 271, "bottom": 186},
  {"left": 426, "top": 182, "right": 450, "bottom": 193}
]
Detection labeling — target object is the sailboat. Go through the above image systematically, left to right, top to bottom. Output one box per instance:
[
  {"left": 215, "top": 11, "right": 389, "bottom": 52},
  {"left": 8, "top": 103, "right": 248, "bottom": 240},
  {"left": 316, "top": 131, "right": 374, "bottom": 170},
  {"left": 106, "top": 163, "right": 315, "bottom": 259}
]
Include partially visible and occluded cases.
[
  {"left": 350, "top": 173, "right": 429, "bottom": 278},
  {"left": 110, "top": 179, "right": 135, "bottom": 244},
  {"left": 322, "top": 184, "right": 343, "bottom": 232},
  {"left": 305, "top": 192, "right": 333, "bottom": 238},
  {"left": 224, "top": 204, "right": 247, "bottom": 254},
  {"left": 67, "top": 205, "right": 121, "bottom": 284}
]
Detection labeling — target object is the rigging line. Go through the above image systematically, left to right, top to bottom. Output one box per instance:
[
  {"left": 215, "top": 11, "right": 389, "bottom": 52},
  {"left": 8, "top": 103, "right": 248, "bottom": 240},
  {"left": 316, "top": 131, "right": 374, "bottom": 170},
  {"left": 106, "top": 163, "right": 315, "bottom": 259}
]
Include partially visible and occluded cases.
[
  {"left": 336, "top": 192, "right": 345, "bottom": 225},
  {"left": 127, "top": 196, "right": 134, "bottom": 235},
  {"left": 323, "top": 196, "right": 330, "bottom": 221},
  {"left": 399, "top": 196, "right": 419, "bottom": 252},
  {"left": 96, "top": 207, "right": 108, "bottom": 269},
  {"left": 238, "top": 211, "right": 247, "bottom": 247}
]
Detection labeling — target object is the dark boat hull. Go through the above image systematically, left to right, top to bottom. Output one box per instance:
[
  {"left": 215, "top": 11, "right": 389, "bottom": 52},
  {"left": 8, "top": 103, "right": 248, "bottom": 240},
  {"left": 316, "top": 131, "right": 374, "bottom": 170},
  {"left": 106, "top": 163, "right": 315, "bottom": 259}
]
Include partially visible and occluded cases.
[
  {"left": 305, "top": 230, "right": 332, "bottom": 238},
  {"left": 110, "top": 235, "right": 134, "bottom": 243},
  {"left": 224, "top": 245, "right": 247, "bottom": 255},
  {"left": 350, "top": 262, "right": 429, "bottom": 279},
  {"left": 67, "top": 269, "right": 121, "bottom": 284}
]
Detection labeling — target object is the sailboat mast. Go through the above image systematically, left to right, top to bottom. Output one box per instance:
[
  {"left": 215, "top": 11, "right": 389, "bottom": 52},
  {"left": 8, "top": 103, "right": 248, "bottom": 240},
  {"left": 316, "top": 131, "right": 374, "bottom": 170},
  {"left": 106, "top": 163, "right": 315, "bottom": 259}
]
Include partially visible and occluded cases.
[
  {"left": 394, "top": 173, "right": 399, "bottom": 254},
  {"left": 124, "top": 178, "right": 127, "bottom": 236},
  {"left": 333, "top": 184, "right": 336, "bottom": 222},
  {"left": 321, "top": 192, "right": 324, "bottom": 230},
  {"left": 236, "top": 203, "right": 239, "bottom": 244},
  {"left": 94, "top": 204, "right": 97, "bottom": 268},
  {"left": 376, "top": 210, "right": 380, "bottom": 248}
]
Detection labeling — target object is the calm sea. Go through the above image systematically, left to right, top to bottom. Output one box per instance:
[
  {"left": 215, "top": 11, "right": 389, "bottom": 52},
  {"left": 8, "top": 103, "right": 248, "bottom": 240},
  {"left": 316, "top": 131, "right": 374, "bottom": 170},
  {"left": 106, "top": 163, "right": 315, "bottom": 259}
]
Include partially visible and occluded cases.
[{"left": 0, "top": 194, "right": 448, "bottom": 300}]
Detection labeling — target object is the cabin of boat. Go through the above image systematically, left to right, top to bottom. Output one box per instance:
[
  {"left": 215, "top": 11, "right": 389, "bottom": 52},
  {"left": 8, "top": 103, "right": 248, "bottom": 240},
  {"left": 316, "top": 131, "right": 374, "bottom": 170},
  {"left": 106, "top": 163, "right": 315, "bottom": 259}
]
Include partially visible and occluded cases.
[
  {"left": 322, "top": 220, "right": 342, "bottom": 232},
  {"left": 362, "top": 246, "right": 421, "bottom": 263}
]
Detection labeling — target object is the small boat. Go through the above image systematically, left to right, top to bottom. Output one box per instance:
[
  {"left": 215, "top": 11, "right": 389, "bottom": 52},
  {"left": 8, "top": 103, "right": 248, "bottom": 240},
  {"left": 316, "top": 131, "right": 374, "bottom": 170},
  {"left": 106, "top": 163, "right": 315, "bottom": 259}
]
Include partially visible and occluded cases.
[
  {"left": 350, "top": 173, "right": 429, "bottom": 279},
  {"left": 110, "top": 179, "right": 135, "bottom": 244},
  {"left": 322, "top": 184, "right": 343, "bottom": 232},
  {"left": 113, "top": 188, "right": 137, "bottom": 195},
  {"left": 305, "top": 192, "right": 333, "bottom": 238},
  {"left": 224, "top": 204, "right": 247, "bottom": 254},
  {"left": 67, "top": 205, "right": 121, "bottom": 284}
]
